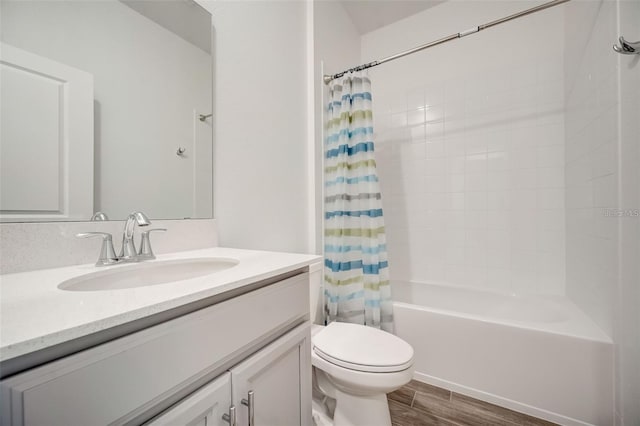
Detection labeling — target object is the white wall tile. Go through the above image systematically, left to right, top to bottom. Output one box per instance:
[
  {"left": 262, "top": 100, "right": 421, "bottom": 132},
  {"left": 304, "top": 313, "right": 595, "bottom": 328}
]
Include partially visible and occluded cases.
[
  {"left": 364, "top": 0, "right": 565, "bottom": 295},
  {"left": 563, "top": 0, "right": 621, "bottom": 349},
  {"left": 616, "top": 0, "right": 640, "bottom": 420},
  {"left": 407, "top": 90, "right": 425, "bottom": 111},
  {"left": 391, "top": 94, "right": 407, "bottom": 113},
  {"left": 425, "top": 106, "right": 444, "bottom": 123},
  {"left": 407, "top": 108, "right": 425, "bottom": 126},
  {"left": 391, "top": 111, "right": 408, "bottom": 128},
  {"left": 426, "top": 121, "right": 444, "bottom": 139},
  {"left": 409, "top": 124, "right": 426, "bottom": 142},
  {"left": 445, "top": 136, "right": 466, "bottom": 157},
  {"left": 426, "top": 140, "right": 445, "bottom": 159},
  {"left": 537, "top": 145, "right": 565, "bottom": 168},
  {"left": 465, "top": 154, "right": 487, "bottom": 174},
  {"left": 425, "top": 158, "right": 446, "bottom": 175},
  {"left": 537, "top": 167, "right": 565, "bottom": 188},
  {"left": 510, "top": 169, "right": 538, "bottom": 189},
  {"left": 488, "top": 171, "right": 510, "bottom": 191},
  {"left": 447, "top": 173, "right": 465, "bottom": 192},
  {"left": 465, "top": 173, "right": 487, "bottom": 192},
  {"left": 538, "top": 188, "right": 565, "bottom": 209},
  {"left": 487, "top": 191, "right": 510, "bottom": 211},
  {"left": 465, "top": 193, "right": 488, "bottom": 210},
  {"left": 487, "top": 210, "right": 509, "bottom": 230},
  {"left": 487, "top": 249, "right": 510, "bottom": 269}
]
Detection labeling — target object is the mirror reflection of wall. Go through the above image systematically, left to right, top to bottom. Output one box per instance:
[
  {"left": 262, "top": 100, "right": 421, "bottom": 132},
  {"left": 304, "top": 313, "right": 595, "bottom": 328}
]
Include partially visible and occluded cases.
[{"left": 0, "top": 0, "right": 213, "bottom": 222}]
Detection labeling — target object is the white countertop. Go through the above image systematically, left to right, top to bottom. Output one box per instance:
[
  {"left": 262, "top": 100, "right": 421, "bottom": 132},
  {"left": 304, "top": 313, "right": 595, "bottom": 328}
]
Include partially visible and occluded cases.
[{"left": 0, "top": 247, "right": 321, "bottom": 363}]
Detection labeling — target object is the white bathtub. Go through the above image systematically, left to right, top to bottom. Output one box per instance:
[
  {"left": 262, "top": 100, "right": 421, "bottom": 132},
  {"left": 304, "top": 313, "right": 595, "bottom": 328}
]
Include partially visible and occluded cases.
[{"left": 392, "top": 281, "right": 613, "bottom": 426}]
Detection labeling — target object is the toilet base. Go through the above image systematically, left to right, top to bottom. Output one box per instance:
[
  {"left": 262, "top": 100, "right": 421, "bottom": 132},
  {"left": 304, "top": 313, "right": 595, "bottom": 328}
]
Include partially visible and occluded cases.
[
  {"left": 333, "top": 389, "right": 392, "bottom": 426},
  {"left": 312, "top": 398, "right": 334, "bottom": 426}
]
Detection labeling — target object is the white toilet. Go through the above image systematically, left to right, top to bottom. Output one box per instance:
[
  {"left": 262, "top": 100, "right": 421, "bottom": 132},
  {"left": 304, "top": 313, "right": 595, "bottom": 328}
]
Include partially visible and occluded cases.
[{"left": 308, "top": 264, "right": 415, "bottom": 426}]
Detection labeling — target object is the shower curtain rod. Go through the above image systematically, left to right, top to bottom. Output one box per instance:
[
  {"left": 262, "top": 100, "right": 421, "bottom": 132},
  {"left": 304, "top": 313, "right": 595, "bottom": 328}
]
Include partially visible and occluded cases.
[{"left": 323, "top": 0, "right": 570, "bottom": 84}]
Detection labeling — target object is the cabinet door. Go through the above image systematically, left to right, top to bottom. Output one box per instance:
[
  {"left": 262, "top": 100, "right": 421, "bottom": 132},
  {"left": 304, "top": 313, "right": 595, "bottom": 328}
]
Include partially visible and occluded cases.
[
  {"left": 231, "top": 323, "right": 311, "bottom": 426},
  {"left": 147, "top": 373, "right": 231, "bottom": 426}
]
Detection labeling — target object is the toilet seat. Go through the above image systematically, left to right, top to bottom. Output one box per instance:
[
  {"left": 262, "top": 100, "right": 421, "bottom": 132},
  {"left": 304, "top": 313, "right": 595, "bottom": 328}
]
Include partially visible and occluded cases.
[{"left": 312, "top": 322, "right": 414, "bottom": 373}]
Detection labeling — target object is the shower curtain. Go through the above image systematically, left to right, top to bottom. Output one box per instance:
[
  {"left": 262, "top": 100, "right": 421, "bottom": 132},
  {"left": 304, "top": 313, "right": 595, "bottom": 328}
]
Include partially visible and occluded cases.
[{"left": 324, "top": 71, "right": 393, "bottom": 332}]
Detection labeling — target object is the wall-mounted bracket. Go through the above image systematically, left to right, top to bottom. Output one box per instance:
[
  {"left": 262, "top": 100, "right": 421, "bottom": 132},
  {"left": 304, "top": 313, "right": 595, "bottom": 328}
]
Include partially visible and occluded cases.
[{"left": 613, "top": 36, "right": 640, "bottom": 55}]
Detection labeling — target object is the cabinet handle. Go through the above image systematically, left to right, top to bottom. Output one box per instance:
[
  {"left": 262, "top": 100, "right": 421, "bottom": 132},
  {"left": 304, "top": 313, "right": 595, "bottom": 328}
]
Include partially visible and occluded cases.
[
  {"left": 241, "top": 391, "right": 254, "bottom": 426},
  {"left": 222, "top": 405, "right": 236, "bottom": 426}
]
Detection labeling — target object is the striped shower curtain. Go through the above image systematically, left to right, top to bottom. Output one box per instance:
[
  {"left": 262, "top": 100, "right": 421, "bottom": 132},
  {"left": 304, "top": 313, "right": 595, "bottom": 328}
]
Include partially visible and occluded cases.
[{"left": 324, "top": 71, "right": 393, "bottom": 332}]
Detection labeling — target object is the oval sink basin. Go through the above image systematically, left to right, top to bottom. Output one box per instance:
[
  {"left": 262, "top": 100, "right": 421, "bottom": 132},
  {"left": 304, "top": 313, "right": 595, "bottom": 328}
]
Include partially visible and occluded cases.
[{"left": 58, "top": 258, "right": 239, "bottom": 292}]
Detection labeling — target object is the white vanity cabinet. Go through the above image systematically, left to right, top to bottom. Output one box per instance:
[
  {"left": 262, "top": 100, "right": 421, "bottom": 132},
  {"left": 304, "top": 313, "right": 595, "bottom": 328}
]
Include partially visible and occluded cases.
[
  {"left": 1, "top": 272, "right": 312, "bottom": 426},
  {"left": 230, "top": 323, "right": 311, "bottom": 426},
  {"left": 150, "top": 324, "right": 311, "bottom": 426},
  {"left": 148, "top": 373, "right": 232, "bottom": 426}
]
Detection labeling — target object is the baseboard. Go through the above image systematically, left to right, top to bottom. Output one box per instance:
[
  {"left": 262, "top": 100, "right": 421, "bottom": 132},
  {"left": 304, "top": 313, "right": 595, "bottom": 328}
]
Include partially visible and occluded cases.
[{"left": 412, "top": 371, "right": 595, "bottom": 426}]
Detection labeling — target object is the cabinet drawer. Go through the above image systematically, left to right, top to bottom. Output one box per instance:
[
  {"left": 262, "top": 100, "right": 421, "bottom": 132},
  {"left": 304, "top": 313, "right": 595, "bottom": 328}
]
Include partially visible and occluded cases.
[{"left": 1, "top": 273, "right": 309, "bottom": 426}]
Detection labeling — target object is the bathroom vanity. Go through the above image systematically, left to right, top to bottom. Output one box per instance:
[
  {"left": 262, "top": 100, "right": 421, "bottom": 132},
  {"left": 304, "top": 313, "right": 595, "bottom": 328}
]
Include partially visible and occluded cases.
[{"left": 0, "top": 247, "right": 321, "bottom": 426}]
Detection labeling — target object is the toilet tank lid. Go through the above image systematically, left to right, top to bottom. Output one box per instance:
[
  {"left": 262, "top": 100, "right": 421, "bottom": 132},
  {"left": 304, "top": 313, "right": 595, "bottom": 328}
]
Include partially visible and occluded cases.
[{"left": 313, "top": 322, "right": 414, "bottom": 369}]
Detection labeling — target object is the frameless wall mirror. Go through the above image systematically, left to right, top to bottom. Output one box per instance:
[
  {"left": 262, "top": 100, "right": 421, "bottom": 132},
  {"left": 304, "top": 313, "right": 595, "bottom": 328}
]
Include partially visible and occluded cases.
[{"left": 0, "top": 0, "right": 213, "bottom": 222}]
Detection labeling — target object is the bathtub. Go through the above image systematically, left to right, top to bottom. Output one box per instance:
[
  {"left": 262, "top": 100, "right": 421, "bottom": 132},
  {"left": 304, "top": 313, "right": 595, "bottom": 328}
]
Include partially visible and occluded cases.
[{"left": 392, "top": 281, "right": 613, "bottom": 426}]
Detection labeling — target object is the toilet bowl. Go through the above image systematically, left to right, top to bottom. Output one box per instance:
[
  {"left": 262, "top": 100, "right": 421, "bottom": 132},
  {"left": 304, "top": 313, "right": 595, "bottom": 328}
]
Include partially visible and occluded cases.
[{"left": 311, "top": 322, "right": 415, "bottom": 426}]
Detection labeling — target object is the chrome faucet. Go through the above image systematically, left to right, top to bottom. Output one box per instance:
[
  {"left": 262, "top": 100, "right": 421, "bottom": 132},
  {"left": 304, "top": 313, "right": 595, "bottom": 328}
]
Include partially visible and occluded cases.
[
  {"left": 78, "top": 210, "right": 166, "bottom": 266},
  {"left": 119, "top": 211, "right": 151, "bottom": 261}
]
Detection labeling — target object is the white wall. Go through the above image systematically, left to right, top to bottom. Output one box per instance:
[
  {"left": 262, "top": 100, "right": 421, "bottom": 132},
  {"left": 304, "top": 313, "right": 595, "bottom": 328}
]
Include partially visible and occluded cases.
[
  {"left": 200, "top": 0, "right": 310, "bottom": 253},
  {"left": 564, "top": 0, "right": 640, "bottom": 424},
  {"left": 1, "top": 1, "right": 212, "bottom": 220},
  {"left": 313, "top": 1, "right": 361, "bottom": 254},
  {"left": 361, "top": 1, "right": 566, "bottom": 295}
]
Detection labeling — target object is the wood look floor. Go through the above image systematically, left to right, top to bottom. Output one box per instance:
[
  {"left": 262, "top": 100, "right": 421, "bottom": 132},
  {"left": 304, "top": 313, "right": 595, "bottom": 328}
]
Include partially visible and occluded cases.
[{"left": 387, "top": 381, "right": 559, "bottom": 426}]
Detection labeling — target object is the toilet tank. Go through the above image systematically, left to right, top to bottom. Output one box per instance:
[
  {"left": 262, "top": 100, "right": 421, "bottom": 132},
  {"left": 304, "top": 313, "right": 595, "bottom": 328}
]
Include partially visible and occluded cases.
[{"left": 309, "top": 261, "right": 324, "bottom": 325}]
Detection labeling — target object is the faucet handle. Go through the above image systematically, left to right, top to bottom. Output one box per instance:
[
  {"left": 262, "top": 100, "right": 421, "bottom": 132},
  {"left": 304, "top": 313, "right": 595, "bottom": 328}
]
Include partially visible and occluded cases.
[
  {"left": 90, "top": 212, "right": 109, "bottom": 221},
  {"left": 138, "top": 228, "right": 167, "bottom": 260},
  {"left": 76, "top": 232, "right": 119, "bottom": 266}
]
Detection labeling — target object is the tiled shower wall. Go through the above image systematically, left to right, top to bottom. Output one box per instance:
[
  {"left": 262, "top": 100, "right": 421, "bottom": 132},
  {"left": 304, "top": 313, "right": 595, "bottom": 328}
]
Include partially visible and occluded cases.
[
  {"left": 563, "top": 0, "right": 619, "bottom": 339},
  {"left": 363, "top": 1, "right": 566, "bottom": 294},
  {"left": 563, "top": 1, "right": 640, "bottom": 422}
]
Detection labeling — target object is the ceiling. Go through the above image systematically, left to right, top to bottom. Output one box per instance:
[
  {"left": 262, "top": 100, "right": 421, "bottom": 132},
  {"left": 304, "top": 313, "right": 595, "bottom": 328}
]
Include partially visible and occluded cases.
[
  {"left": 120, "top": 0, "right": 211, "bottom": 53},
  {"left": 340, "top": 0, "right": 444, "bottom": 35}
]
